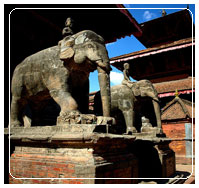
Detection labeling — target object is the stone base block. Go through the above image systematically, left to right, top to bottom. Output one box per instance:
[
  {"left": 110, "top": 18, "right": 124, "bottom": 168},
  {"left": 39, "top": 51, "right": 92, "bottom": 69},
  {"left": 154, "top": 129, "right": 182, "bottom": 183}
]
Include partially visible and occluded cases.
[
  {"left": 7, "top": 125, "right": 138, "bottom": 184},
  {"left": 140, "top": 126, "right": 166, "bottom": 137},
  {"left": 130, "top": 137, "right": 176, "bottom": 178},
  {"left": 155, "top": 141, "right": 176, "bottom": 178}
]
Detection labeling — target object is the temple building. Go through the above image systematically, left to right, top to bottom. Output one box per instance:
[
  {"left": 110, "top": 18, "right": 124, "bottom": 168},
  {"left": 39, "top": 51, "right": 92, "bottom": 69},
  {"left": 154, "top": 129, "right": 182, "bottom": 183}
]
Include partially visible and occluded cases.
[{"left": 110, "top": 9, "right": 195, "bottom": 163}]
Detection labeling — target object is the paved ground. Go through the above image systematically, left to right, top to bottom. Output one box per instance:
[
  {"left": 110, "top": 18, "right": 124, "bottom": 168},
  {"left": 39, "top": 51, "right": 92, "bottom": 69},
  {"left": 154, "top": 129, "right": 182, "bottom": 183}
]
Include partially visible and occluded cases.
[
  {"left": 138, "top": 164, "right": 195, "bottom": 184},
  {"left": 176, "top": 164, "right": 195, "bottom": 184}
]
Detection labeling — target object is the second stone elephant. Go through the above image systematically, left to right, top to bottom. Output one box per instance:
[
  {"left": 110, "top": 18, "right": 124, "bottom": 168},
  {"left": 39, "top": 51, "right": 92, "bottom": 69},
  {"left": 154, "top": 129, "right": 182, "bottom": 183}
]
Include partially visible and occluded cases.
[{"left": 94, "top": 80, "right": 162, "bottom": 134}]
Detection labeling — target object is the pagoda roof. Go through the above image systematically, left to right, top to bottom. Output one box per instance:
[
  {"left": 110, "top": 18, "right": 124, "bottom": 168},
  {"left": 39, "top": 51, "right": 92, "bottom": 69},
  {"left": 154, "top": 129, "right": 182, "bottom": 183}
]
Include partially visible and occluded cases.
[
  {"left": 137, "top": 9, "right": 194, "bottom": 48},
  {"left": 110, "top": 37, "right": 194, "bottom": 82},
  {"left": 110, "top": 37, "right": 194, "bottom": 64},
  {"left": 154, "top": 77, "right": 194, "bottom": 94},
  {"left": 161, "top": 96, "right": 194, "bottom": 121}
]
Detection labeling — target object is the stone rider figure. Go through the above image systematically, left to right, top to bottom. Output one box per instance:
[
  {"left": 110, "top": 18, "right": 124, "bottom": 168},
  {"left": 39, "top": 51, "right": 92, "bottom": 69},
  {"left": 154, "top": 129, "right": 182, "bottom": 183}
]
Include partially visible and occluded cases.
[{"left": 62, "top": 17, "right": 74, "bottom": 37}]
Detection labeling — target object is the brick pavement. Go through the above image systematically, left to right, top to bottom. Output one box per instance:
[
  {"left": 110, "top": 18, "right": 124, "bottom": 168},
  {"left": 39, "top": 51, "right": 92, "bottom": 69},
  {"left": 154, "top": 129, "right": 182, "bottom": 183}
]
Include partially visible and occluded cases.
[{"left": 176, "top": 164, "right": 195, "bottom": 184}]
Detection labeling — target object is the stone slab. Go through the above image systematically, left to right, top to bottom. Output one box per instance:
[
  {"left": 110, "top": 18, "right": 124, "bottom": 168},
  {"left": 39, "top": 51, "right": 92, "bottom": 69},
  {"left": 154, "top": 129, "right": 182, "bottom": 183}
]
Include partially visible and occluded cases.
[{"left": 5, "top": 125, "right": 136, "bottom": 147}]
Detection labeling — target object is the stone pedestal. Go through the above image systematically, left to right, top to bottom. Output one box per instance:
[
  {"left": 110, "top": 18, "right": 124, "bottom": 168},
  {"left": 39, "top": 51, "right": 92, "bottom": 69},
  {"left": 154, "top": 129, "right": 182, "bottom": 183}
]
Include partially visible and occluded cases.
[
  {"left": 6, "top": 125, "right": 138, "bottom": 184},
  {"left": 130, "top": 136, "right": 176, "bottom": 179},
  {"left": 154, "top": 140, "right": 176, "bottom": 178}
]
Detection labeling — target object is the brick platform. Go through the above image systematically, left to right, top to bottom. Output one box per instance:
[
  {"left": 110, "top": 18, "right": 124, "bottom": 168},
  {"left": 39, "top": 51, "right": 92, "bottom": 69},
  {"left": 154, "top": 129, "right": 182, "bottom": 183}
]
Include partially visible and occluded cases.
[{"left": 7, "top": 125, "right": 138, "bottom": 184}]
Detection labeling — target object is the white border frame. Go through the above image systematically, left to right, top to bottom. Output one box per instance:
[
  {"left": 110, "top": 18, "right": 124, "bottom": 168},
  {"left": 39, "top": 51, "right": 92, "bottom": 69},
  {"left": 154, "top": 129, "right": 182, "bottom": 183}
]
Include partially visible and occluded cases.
[{"left": 8, "top": 6, "right": 195, "bottom": 181}]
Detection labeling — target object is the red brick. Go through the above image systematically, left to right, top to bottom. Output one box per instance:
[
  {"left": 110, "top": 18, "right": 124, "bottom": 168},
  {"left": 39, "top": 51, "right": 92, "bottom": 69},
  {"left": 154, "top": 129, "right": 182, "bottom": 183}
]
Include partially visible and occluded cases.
[
  {"left": 11, "top": 153, "right": 15, "bottom": 157},
  {"left": 10, "top": 159, "right": 15, "bottom": 164},
  {"left": 21, "top": 160, "right": 32, "bottom": 169},
  {"left": 51, "top": 163, "right": 66, "bottom": 168},
  {"left": 66, "top": 164, "right": 75, "bottom": 168},
  {"left": 53, "top": 167, "right": 61, "bottom": 172},
  {"left": 63, "top": 168, "right": 75, "bottom": 174},
  {"left": 22, "top": 170, "right": 33, "bottom": 178},
  {"left": 31, "top": 170, "right": 38, "bottom": 177},
  {"left": 38, "top": 171, "right": 47, "bottom": 177},
  {"left": 47, "top": 172, "right": 57, "bottom": 178},
  {"left": 11, "top": 175, "right": 20, "bottom": 178},
  {"left": 11, "top": 179, "right": 23, "bottom": 184},
  {"left": 32, "top": 179, "right": 41, "bottom": 184},
  {"left": 67, "top": 179, "right": 79, "bottom": 184},
  {"left": 39, "top": 180, "right": 50, "bottom": 184},
  {"left": 61, "top": 180, "right": 70, "bottom": 184},
  {"left": 74, "top": 181, "right": 83, "bottom": 184}
]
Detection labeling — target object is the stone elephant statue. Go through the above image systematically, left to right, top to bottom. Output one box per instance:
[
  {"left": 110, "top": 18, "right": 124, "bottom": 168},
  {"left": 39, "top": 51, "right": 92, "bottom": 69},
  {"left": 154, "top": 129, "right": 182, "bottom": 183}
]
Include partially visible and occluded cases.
[
  {"left": 10, "top": 30, "right": 111, "bottom": 127},
  {"left": 94, "top": 80, "right": 162, "bottom": 134}
]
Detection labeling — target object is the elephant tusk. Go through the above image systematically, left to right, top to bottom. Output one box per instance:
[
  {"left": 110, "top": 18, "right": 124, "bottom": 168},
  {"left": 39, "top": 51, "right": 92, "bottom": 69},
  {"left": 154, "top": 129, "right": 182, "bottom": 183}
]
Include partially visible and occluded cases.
[{"left": 96, "top": 60, "right": 112, "bottom": 73}]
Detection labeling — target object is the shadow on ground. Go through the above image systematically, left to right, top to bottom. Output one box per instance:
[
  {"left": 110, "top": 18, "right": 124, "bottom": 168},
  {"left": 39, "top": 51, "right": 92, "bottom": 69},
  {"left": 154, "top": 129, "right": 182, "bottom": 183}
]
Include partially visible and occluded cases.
[{"left": 139, "top": 171, "right": 191, "bottom": 184}]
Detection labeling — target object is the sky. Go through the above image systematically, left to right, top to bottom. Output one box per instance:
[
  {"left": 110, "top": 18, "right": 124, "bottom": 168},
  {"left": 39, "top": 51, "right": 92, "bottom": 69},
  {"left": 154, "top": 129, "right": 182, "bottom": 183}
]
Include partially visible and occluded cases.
[{"left": 89, "top": 4, "right": 195, "bottom": 92}]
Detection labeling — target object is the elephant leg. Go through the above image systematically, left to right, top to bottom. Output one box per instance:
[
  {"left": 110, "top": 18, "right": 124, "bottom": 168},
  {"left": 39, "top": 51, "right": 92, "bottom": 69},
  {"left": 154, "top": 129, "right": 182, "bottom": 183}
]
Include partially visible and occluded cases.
[
  {"left": 72, "top": 80, "right": 89, "bottom": 114},
  {"left": 49, "top": 89, "right": 79, "bottom": 116},
  {"left": 10, "top": 96, "right": 23, "bottom": 127},
  {"left": 152, "top": 99, "right": 162, "bottom": 129},
  {"left": 22, "top": 104, "right": 32, "bottom": 128},
  {"left": 122, "top": 109, "right": 137, "bottom": 134}
]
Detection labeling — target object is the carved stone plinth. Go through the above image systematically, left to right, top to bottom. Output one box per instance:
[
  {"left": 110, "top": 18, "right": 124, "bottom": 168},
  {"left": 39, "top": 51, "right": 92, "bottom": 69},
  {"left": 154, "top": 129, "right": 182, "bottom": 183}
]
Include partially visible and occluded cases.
[
  {"left": 56, "top": 112, "right": 115, "bottom": 126},
  {"left": 6, "top": 125, "right": 138, "bottom": 184},
  {"left": 130, "top": 136, "right": 176, "bottom": 178},
  {"left": 154, "top": 140, "right": 176, "bottom": 178}
]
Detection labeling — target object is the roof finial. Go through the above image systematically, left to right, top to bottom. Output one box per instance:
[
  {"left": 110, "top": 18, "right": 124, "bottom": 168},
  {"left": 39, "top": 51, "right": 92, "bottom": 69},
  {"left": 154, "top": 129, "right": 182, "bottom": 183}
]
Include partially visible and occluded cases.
[
  {"left": 162, "top": 9, "right": 167, "bottom": 17},
  {"left": 175, "top": 89, "right": 179, "bottom": 98}
]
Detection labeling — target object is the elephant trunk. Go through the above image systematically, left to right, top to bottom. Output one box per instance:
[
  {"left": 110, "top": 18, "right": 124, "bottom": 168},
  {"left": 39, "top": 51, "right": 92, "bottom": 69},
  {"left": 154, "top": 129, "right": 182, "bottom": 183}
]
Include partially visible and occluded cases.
[
  {"left": 97, "top": 66, "right": 111, "bottom": 117},
  {"left": 152, "top": 99, "right": 162, "bottom": 128}
]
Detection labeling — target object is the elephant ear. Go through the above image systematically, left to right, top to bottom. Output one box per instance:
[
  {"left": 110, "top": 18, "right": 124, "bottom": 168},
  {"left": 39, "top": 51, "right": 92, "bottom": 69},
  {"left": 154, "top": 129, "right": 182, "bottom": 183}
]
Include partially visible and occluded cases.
[{"left": 59, "top": 38, "right": 75, "bottom": 60}]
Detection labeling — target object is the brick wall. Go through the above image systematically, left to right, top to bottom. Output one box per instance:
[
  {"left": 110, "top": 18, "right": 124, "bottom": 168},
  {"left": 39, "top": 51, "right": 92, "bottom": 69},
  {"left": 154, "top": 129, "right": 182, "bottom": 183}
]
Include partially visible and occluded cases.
[
  {"left": 162, "top": 122, "right": 195, "bottom": 164},
  {"left": 162, "top": 123, "right": 186, "bottom": 155},
  {"left": 9, "top": 135, "right": 138, "bottom": 184},
  {"left": 9, "top": 147, "right": 90, "bottom": 184}
]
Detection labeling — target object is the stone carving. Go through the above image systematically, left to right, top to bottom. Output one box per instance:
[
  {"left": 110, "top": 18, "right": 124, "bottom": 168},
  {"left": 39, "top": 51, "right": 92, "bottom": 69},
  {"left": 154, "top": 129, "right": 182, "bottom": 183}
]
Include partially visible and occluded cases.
[
  {"left": 62, "top": 17, "right": 74, "bottom": 37},
  {"left": 10, "top": 29, "right": 112, "bottom": 128},
  {"left": 94, "top": 63, "right": 163, "bottom": 135},
  {"left": 121, "top": 63, "right": 162, "bottom": 131},
  {"left": 122, "top": 63, "right": 159, "bottom": 98},
  {"left": 122, "top": 63, "right": 132, "bottom": 84},
  {"left": 57, "top": 111, "right": 115, "bottom": 126},
  {"left": 96, "top": 116, "right": 116, "bottom": 126},
  {"left": 141, "top": 116, "right": 152, "bottom": 128}
]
